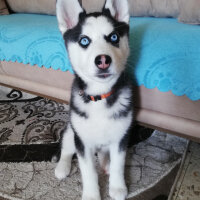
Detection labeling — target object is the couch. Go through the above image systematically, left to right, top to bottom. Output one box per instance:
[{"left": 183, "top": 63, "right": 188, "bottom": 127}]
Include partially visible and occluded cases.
[{"left": 0, "top": 0, "right": 200, "bottom": 142}]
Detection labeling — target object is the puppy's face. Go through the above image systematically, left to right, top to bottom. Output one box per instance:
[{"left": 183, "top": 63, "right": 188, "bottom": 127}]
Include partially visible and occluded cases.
[
  {"left": 57, "top": 0, "right": 130, "bottom": 84},
  {"left": 64, "top": 13, "right": 129, "bottom": 83}
]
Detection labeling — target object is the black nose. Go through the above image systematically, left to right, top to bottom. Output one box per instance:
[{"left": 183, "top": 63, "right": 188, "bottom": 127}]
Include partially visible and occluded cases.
[{"left": 95, "top": 55, "right": 112, "bottom": 69}]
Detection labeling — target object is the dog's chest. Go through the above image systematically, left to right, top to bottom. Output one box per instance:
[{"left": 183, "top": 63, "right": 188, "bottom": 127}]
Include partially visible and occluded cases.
[{"left": 71, "top": 90, "right": 132, "bottom": 147}]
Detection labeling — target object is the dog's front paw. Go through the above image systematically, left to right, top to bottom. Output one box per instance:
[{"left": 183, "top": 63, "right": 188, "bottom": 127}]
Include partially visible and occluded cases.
[
  {"left": 54, "top": 161, "right": 71, "bottom": 180},
  {"left": 109, "top": 186, "right": 128, "bottom": 200},
  {"left": 82, "top": 191, "right": 101, "bottom": 200},
  {"left": 82, "top": 195, "right": 101, "bottom": 200},
  {"left": 82, "top": 196, "right": 101, "bottom": 200}
]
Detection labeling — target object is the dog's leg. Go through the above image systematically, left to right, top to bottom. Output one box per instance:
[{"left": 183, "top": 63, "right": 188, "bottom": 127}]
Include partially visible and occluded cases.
[
  {"left": 55, "top": 125, "right": 75, "bottom": 180},
  {"left": 109, "top": 145, "right": 127, "bottom": 200},
  {"left": 78, "top": 149, "right": 101, "bottom": 200},
  {"left": 98, "top": 151, "right": 110, "bottom": 175}
]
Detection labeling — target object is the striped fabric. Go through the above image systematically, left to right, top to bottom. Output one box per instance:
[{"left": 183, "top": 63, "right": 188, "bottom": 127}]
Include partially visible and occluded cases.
[{"left": 0, "top": 0, "right": 9, "bottom": 15}]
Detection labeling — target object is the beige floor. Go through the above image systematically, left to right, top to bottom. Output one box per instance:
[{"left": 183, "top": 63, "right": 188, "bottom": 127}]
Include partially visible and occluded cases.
[{"left": 171, "top": 142, "right": 200, "bottom": 200}]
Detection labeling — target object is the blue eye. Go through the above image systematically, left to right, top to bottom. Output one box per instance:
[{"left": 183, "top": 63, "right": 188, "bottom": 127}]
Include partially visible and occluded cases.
[
  {"left": 110, "top": 33, "right": 119, "bottom": 43},
  {"left": 79, "top": 36, "right": 90, "bottom": 47}
]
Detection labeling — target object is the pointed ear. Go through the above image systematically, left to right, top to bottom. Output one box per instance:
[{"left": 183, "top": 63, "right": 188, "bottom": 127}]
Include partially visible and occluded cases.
[
  {"left": 56, "top": 0, "right": 84, "bottom": 35},
  {"left": 104, "top": 0, "right": 129, "bottom": 24}
]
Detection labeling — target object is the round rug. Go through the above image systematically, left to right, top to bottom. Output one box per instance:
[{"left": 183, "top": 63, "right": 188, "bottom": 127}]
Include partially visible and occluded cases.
[{"left": 0, "top": 130, "right": 188, "bottom": 200}]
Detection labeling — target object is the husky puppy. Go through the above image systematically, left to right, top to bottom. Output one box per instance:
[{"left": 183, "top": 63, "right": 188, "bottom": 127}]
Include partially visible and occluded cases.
[{"left": 55, "top": 0, "right": 133, "bottom": 199}]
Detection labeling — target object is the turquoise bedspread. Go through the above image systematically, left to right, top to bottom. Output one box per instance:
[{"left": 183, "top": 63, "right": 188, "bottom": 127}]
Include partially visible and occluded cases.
[
  {"left": 0, "top": 14, "right": 200, "bottom": 100},
  {"left": 0, "top": 14, "right": 72, "bottom": 73},
  {"left": 128, "top": 17, "right": 200, "bottom": 101}
]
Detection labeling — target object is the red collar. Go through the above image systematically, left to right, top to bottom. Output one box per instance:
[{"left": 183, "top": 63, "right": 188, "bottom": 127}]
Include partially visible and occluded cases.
[{"left": 79, "top": 89, "right": 114, "bottom": 102}]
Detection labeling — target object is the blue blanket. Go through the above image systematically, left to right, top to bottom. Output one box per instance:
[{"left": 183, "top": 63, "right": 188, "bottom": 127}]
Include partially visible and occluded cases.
[
  {"left": 0, "top": 14, "right": 200, "bottom": 100},
  {"left": 0, "top": 14, "right": 72, "bottom": 73},
  {"left": 128, "top": 17, "right": 200, "bottom": 101}
]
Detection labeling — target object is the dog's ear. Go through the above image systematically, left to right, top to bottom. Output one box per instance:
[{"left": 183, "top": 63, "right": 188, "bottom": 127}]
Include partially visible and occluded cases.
[
  {"left": 56, "top": 0, "right": 84, "bottom": 35},
  {"left": 103, "top": 0, "right": 129, "bottom": 24}
]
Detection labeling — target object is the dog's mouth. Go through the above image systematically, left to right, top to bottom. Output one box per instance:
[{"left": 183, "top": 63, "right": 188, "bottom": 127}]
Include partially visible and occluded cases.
[{"left": 96, "top": 73, "right": 112, "bottom": 79}]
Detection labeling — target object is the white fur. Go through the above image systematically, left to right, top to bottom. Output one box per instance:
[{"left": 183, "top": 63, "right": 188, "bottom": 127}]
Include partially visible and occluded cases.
[
  {"left": 55, "top": 0, "right": 131, "bottom": 200},
  {"left": 56, "top": 0, "right": 83, "bottom": 34},
  {"left": 105, "top": 0, "right": 130, "bottom": 23},
  {"left": 72, "top": 89, "right": 132, "bottom": 148},
  {"left": 55, "top": 124, "right": 75, "bottom": 179}
]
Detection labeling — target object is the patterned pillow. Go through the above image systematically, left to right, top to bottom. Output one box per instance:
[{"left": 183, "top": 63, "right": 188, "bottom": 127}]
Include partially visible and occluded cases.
[{"left": 0, "top": 0, "right": 9, "bottom": 15}]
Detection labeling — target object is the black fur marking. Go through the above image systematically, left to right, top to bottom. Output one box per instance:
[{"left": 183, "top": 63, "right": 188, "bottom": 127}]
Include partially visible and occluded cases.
[
  {"left": 102, "top": 8, "right": 129, "bottom": 38},
  {"left": 63, "top": 9, "right": 129, "bottom": 47},
  {"left": 88, "top": 9, "right": 129, "bottom": 40},
  {"left": 63, "top": 11, "right": 86, "bottom": 45},
  {"left": 85, "top": 12, "right": 105, "bottom": 19},
  {"left": 112, "top": 21, "right": 129, "bottom": 38},
  {"left": 104, "top": 32, "right": 119, "bottom": 48},
  {"left": 106, "top": 73, "right": 131, "bottom": 107},
  {"left": 106, "top": 73, "right": 133, "bottom": 119},
  {"left": 72, "top": 74, "right": 90, "bottom": 103},
  {"left": 75, "top": 74, "right": 87, "bottom": 90},
  {"left": 70, "top": 76, "right": 89, "bottom": 116},
  {"left": 106, "top": 88, "right": 120, "bottom": 107},
  {"left": 81, "top": 94, "right": 91, "bottom": 103},
  {"left": 70, "top": 99, "right": 88, "bottom": 118},
  {"left": 112, "top": 100, "right": 132, "bottom": 119},
  {"left": 53, "top": 124, "right": 68, "bottom": 162},
  {"left": 71, "top": 124, "right": 85, "bottom": 157},
  {"left": 119, "top": 128, "right": 131, "bottom": 152},
  {"left": 74, "top": 133, "right": 85, "bottom": 157}
]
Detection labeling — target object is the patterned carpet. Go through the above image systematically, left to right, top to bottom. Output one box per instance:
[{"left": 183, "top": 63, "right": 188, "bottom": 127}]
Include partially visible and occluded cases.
[
  {"left": 0, "top": 85, "right": 188, "bottom": 200},
  {"left": 0, "top": 86, "right": 69, "bottom": 162},
  {"left": 0, "top": 87, "right": 69, "bottom": 145}
]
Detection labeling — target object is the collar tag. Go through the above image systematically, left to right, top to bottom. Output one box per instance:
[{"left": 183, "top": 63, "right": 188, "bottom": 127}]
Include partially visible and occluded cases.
[{"left": 78, "top": 90, "right": 84, "bottom": 96}]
